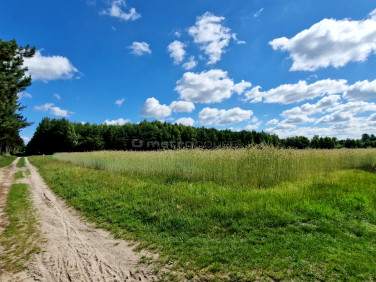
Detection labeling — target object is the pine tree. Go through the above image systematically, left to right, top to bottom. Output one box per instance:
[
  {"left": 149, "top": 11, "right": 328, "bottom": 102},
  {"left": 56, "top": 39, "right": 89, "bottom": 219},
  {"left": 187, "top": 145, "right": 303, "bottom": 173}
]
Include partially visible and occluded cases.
[{"left": 0, "top": 39, "right": 35, "bottom": 153}]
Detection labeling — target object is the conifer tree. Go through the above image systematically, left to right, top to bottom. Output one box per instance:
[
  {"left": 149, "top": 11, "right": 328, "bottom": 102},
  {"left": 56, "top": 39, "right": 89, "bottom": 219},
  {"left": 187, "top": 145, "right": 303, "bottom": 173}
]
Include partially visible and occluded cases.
[{"left": 0, "top": 39, "right": 35, "bottom": 153}]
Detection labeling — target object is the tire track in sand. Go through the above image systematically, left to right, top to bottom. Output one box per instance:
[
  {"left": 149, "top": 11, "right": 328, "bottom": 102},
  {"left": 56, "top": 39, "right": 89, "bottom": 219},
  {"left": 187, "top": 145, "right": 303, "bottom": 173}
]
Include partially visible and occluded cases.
[{"left": 1, "top": 157, "right": 160, "bottom": 281}]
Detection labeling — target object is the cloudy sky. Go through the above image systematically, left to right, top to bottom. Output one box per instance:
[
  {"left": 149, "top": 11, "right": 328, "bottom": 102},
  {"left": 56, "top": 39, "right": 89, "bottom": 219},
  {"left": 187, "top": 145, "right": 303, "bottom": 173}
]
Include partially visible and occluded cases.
[{"left": 2, "top": 0, "right": 376, "bottom": 142}]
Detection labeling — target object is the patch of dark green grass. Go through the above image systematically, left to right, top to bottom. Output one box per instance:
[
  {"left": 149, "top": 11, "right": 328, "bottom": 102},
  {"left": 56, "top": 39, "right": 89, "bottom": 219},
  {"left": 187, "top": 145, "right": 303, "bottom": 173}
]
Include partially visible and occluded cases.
[
  {"left": 0, "top": 155, "right": 16, "bottom": 168},
  {"left": 29, "top": 155, "right": 376, "bottom": 280},
  {"left": 16, "top": 157, "right": 25, "bottom": 168},
  {"left": 0, "top": 184, "right": 41, "bottom": 272}
]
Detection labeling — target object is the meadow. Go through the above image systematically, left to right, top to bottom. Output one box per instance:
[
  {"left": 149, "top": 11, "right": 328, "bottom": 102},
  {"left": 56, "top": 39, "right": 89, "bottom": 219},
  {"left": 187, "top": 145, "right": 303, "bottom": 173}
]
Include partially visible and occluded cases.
[{"left": 29, "top": 148, "right": 376, "bottom": 280}]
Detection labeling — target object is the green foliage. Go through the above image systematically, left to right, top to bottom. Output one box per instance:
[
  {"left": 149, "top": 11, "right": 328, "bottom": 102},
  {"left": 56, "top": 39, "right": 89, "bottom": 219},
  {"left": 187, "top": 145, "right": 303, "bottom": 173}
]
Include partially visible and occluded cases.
[
  {"left": 0, "top": 39, "right": 34, "bottom": 154},
  {"left": 26, "top": 118, "right": 77, "bottom": 155},
  {"left": 30, "top": 150, "right": 376, "bottom": 280},
  {"left": 0, "top": 184, "right": 40, "bottom": 272}
]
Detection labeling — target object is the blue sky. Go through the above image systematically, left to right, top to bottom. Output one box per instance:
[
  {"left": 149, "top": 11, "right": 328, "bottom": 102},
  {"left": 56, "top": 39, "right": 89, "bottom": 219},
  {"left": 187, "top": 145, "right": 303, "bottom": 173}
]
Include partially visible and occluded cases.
[{"left": 2, "top": 0, "right": 376, "bottom": 142}]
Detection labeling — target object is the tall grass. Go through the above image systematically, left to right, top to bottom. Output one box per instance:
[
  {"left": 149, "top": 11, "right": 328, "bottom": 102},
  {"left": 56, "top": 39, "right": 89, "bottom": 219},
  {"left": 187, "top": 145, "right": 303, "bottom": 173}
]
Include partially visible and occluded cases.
[
  {"left": 54, "top": 148, "right": 376, "bottom": 188},
  {"left": 30, "top": 154, "right": 376, "bottom": 280}
]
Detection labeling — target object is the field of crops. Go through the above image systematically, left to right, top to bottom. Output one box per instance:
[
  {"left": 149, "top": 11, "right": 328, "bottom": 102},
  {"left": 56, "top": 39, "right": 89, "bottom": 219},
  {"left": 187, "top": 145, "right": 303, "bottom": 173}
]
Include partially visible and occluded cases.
[{"left": 30, "top": 148, "right": 376, "bottom": 280}]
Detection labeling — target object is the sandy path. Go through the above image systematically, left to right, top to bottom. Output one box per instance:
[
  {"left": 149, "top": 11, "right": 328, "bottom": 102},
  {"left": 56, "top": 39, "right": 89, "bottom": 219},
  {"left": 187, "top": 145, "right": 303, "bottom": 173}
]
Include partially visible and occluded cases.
[
  {"left": 0, "top": 158, "right": 160, "bottom": 281},
  {"left": 0, "top": 158, "right": 19, "bottom": 279}
]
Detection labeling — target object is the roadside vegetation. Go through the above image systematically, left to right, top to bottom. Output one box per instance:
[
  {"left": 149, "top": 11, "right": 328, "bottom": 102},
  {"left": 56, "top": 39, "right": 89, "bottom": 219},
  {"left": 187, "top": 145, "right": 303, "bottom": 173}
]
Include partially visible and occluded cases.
[
  {"left": 29, "top": 149, "right": 376, "bottom": 280},
  {"left": 0, "top": 155, "right": 16, "bottom": 168},
  {"left": 16, "top": 157, "right": 25, "bottom": 168},
  {"left": 0, "top": 183, "right": 41, "bottom": 272}
]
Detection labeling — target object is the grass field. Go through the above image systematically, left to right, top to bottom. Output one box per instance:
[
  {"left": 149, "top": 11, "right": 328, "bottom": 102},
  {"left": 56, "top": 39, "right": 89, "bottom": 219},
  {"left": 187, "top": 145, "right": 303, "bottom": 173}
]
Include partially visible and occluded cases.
[
  {"left": 30, "top": 149, "right": 376, "bottom": 280},
  {"left": 0, "top": 155, "right": 16, "bottom": 168},
  {"left": 0, "top": 183, "right": 41, "bottom": 272}
]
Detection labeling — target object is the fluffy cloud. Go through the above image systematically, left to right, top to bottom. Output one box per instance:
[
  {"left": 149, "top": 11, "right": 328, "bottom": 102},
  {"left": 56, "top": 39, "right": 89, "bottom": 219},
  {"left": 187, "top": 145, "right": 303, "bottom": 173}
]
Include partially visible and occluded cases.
[
  {"left": 100, "top": 0, "right": 140, "bottom": 21},
  {"left": 270, "top": 10, "right": 376, "bottom": 71},
  {"left": 188, "top": 12, "right": 242, "bottom": 64},
  {"left": 168, "top": 40, "right": 186, "bottom": 64},
  {"left": 128, "top": 42, "right": 151, "bottom": 56},
  {"left": 23, "top": 51, "right": 78, "bottom": 82},
  {"left": 182, "top": 56, "right": 198, "bottom": 70},
  {"left": 176, "top": 69, "right": 251, "bottom": 103},
  {"left": 245, "top": 79, "right": 348, "bottom": 104},
  {"left": 343, "top": 79, "right": 376, "bottom": 101},
  {"left": 54, "top": 93, "right": 61, "bottom": 100},
  {"left": 281, "top": 95, "right": 341, "bottom": 117},
  {"left": 141, "top": 97, "right": 172, "bottom": 118},
  {"left": 115, "top": 98, "right": 125, "bottom": 106},
  {"left": 170, "top": 101, "right": 195, "bottom": 113},
  {"left": 34, "top": 103, "right": 72, "bottom": 117},
  {"left": 198, "top": 107, "right": 252, "bottom": 126},
  {"left": 316, "top": 112, "right": 352, "bottom": 124},
  {"left": 282, "top": 115, "right": 315, "bottom": 124},
  {"left": 174, "top": 117, "right": 195, "bottom": 126},
  {"left": 104, "top": 118, "right": 130, "bottom": 125},
  {"left": 266, "top": 119, "right": 279, "bottom": 125}
]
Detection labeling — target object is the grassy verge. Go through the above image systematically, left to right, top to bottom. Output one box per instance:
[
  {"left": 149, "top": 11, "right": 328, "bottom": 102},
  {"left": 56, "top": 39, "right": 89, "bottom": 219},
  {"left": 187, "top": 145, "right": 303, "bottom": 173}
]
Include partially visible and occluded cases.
[
  {"left": 0, "top": 155, "right": 16, "bottom": 168},
  {"left": 29, "top": 155, "right": 376, "bottom": 280},
  {"left": 16, "top": 157, "right": 25, "bottom": 168},
  {"left": 0, "top": 183, "right": 41, "bottom": 272}
]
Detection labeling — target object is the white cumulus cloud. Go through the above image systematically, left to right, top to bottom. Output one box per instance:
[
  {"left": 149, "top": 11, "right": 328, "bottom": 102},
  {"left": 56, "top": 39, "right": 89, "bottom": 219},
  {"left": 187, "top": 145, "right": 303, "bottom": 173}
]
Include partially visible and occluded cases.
[
  {"left": 100, "top": 0, "right": 140, "bottom": 21},
  {"left": 270, "top": 10, "right": 376, "bottom": 71},
  {"left": 188, "top": 12, "right": 242, "bottom": 64},
  {"left": 168, "top": 40, "right": 186, "bottom": 64},
  {"left": 128, "top": 42, "right": 151, "bottom": 56},
  {"left": 23, "top": 51, "right": 78, "bottom": 82},
  {"left": 182, "top": 56, "right": 198, "bottom": 70},
  {"left": 176, "top": 69, "right": 251, "bottom": 103},
  {"left": 245, "top": 79, "right": 348, "bottom": 104},
  {"left": 343, "top": 79, "right": 376, "bottom": 101},
  {"left": 141, "top": 97, "right": 172, "bottom": 118},
  {"left": 170, "top": 101, "right": 195, "bottom": 113},
  {"left": 34, "top": 103, "right": 72, "bottom": 117},
  {"left": 198, "top": 107, "right": 252, "bottom": 126},
  {"left": 174, "top": 117, "right": 195, "bottom": 126},
  {"left": 104, "top": 118, "right": 130, "bottom": 125}
]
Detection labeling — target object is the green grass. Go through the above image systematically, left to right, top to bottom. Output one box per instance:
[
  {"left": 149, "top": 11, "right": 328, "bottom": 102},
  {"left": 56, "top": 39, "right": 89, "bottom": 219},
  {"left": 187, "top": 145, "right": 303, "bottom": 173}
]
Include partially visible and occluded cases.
[
  {"left": 29, "top": 150, "right": 376, "bottom": 280},
  {"left": 0, "top": 155, "right": 16, "bottom": 168},
  {"left": 16, "top": 157, "right": 25, "bottom": 168},
  {"left": 14, "top": 171, "right": 23, "bottom": 180},
  {"left": 0, "top": 184, "right": 41, "bottom": 272}
]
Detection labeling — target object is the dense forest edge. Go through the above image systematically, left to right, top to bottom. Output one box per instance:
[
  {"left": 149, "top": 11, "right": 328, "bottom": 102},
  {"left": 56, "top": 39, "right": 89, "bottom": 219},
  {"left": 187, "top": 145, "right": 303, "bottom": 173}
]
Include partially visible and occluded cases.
[{"left": 24, "top": 117, "right": 376, "bottom": 155}]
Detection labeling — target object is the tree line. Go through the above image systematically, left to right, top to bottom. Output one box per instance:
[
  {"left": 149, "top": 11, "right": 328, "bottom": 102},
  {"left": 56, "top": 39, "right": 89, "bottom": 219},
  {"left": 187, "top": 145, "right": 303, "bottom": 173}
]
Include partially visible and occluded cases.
[
  {"left": 0, "top": 39, "right": 34, "bottom": 154},
  {"left": 25, "top": 117, "right": 376, "bottom": 155}
]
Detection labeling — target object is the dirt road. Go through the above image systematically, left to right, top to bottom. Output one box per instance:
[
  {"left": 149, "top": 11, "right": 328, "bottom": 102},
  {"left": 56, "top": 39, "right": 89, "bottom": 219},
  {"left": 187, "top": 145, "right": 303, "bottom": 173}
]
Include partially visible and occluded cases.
[{"left": 0, "top": 158, "right": 160, "bottom": 281}]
